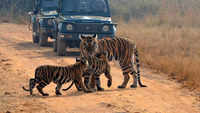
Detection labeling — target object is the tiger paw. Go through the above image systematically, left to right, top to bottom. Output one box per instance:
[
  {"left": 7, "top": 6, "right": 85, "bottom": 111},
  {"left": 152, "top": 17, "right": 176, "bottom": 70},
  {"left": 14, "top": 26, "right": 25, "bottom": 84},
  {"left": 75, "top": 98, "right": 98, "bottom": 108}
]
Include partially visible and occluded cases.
[
  {"left": 107, "top": 80, "right": 112, "bottom": 87},
  {"left": 130, "top": 84, "right": 137, "bottom": 88},
  {"left": 140, "top": 84, "right": 147, "bottom": 87},
  {"left": 118, "top": 85, "right": 126, "bottom": 89},
  {"left": 77, "top": 88, "right": 83, "bottom": 91},
  {"left": 85, "top": 89, "right": 96, "bottom": 93},
  {"left": 56, "top": 91, "right": 62, "bottom": 96},
  {"left": 42, "top": 93, "right": 49, "bottom": 96}
]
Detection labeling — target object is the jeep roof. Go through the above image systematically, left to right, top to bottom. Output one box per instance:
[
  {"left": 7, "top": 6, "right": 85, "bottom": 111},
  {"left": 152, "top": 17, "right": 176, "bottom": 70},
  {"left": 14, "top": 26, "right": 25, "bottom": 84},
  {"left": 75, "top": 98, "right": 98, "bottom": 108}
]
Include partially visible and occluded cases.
[{"left": 33, "top": 0, "right": 58, "bottom": 12}]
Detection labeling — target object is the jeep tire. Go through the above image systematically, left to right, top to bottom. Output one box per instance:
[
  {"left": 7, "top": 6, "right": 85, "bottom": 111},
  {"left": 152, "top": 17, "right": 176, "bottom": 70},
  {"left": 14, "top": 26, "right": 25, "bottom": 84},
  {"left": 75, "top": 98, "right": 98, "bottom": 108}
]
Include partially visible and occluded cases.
[
  {"left": 39, "top": 33, "right": 48, "bottom": 47},
  {"left": 32, "top": 34, "right": 39, "bottom": 43},
  {"left": 57, "top": 37, "right": 66, "bottom": 56},
  {"left": 53, "top": 40, "right": 57, "bottom": 52}
]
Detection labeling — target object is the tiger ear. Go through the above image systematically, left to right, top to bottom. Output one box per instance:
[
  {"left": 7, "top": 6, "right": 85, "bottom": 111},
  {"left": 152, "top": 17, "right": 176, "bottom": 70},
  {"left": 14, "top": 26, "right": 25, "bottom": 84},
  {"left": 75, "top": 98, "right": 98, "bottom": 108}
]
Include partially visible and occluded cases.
[
  {"left": 79, "top": 34, "right": 86, "bottom": 40},
  {"left": 92, "top": 34, "right": 97, "bottom": 39}
]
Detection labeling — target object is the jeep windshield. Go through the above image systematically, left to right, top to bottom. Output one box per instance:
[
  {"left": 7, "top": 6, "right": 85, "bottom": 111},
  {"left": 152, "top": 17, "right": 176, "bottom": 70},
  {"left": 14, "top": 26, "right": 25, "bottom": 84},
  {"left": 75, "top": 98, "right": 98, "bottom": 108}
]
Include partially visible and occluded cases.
[
  {"left": 40, "top": 0, "right": 59, "bottom": 11},
  {"left": 60, "top": 0, "right": 110, "bottom": 17}
]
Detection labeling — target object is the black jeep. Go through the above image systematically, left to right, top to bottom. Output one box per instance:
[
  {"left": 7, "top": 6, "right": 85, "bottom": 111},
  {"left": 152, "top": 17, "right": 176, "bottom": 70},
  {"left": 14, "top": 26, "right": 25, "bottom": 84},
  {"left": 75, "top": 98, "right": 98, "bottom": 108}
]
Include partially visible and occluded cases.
[
  {"left": 29, "top": 0, "right": 59, "bottom": 46},
  {"left": 53, "top": 0, "right": 117, "bottom": 56}
]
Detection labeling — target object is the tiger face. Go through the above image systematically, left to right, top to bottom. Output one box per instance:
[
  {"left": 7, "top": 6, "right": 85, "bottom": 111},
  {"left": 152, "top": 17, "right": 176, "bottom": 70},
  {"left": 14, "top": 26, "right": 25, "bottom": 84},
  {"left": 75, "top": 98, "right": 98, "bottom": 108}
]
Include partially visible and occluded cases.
[{"left": 80, "top": 34, "right": 98, "bottom": 56}]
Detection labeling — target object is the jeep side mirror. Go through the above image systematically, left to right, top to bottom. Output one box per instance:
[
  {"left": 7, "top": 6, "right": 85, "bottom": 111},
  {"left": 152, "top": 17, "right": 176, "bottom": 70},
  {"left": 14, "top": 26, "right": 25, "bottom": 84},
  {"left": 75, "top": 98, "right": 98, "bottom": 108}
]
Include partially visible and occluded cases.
[{"left": 28, "top": 11, "right": 33, "bottom": 15}]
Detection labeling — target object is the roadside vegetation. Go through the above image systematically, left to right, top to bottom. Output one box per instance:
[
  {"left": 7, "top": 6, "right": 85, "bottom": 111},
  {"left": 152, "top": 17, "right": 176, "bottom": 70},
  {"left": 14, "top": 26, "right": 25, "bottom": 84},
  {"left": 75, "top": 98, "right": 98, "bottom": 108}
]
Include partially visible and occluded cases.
[
  {"left": 0, "top": 0, "right": 200, "bottom": 90},
  {"left": 113, "top": 0, "right": 200, "bottom": 91}
]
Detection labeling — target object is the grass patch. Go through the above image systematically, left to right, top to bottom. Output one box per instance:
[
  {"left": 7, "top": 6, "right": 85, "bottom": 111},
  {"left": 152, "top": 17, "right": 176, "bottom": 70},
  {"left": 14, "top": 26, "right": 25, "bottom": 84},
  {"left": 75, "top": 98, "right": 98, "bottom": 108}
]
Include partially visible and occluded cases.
[{"left": 117, "top": 17, "right": 200, "bottom": 91}]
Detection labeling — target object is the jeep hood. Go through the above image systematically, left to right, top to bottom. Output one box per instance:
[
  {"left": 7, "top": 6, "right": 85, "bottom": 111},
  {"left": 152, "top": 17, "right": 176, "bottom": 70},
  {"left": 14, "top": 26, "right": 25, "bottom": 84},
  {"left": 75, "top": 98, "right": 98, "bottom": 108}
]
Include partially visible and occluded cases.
[{"left": 61, "top": 16, "right": 111, "bottom": 23}]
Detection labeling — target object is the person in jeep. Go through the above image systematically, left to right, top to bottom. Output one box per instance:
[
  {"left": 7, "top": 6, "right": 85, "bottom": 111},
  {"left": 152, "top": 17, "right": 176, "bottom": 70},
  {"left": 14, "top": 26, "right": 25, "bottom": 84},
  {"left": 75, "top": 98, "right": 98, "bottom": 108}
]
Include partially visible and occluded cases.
[
  {"left": 61, "top": 0, "right": 109, "bottom": 16},
  {"left": 90, "top": 0, "right": 107, "bottom": 12}
]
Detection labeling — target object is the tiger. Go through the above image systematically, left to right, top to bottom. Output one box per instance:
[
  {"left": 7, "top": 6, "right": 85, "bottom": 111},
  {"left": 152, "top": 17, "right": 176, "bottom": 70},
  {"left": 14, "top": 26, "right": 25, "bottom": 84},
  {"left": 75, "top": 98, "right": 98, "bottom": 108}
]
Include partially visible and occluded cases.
[
  {"left": 80, "top": 34, "right": 147, "bottom": 89},
  {"left": 83, "top": 52, "right": 112, "bottom": 91},
  {"left": 62, "top": 53, "right": 112, "bottom": 92},
  {"left": 22, "top": 58, "right": 93, "bottom": 96}
]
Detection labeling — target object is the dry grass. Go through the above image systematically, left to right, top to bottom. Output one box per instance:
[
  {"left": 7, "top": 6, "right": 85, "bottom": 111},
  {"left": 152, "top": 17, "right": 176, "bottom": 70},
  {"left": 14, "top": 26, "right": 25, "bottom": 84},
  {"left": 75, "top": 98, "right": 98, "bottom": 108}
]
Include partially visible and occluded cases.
[{"left": 116, "top": 16, "right": 200, "bottom": 91}]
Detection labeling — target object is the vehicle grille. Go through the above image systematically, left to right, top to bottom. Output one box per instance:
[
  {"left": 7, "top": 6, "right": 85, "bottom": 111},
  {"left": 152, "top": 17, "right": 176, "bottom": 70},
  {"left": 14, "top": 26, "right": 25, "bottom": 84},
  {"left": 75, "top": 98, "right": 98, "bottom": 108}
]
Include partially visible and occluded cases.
[{"left": 76, "top": 23, "right": 101, "bottom": 33}]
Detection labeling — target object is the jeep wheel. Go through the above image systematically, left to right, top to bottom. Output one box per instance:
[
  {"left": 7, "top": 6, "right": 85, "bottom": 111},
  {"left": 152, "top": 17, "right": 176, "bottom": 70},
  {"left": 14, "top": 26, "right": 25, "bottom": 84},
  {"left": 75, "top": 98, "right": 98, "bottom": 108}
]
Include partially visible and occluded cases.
[
  {"left": 39, "top": 33, "right": 48, "bottom": 47},
  {"left": 32, "top": 35, "right": 39, "bottom": 43},
  {"left": 57, "top": 37, "right": 66, "bottom": 56},
  {"left": 53, "top": 40, "right": 57, "bottom": 52}
]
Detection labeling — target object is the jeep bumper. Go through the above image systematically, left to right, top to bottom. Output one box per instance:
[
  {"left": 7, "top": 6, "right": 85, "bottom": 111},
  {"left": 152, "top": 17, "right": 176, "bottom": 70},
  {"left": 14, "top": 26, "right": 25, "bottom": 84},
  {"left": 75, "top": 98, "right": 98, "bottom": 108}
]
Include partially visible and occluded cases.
[{"left": 57, "top": 33, "right": 115, "bottom": 48}]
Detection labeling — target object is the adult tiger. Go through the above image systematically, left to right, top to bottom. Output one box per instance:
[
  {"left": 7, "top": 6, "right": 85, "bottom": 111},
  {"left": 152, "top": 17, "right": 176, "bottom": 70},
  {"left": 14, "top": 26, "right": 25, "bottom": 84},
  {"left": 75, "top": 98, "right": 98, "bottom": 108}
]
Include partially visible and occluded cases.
[
  {"left": 80, "top": 34, "right": 147, "bottom": 89},
  {"left": 83, "top": 52, "right": 112, "bottom": 91},
  {"left": 22, "top": 58, "right": 92, "bottom": 96}
]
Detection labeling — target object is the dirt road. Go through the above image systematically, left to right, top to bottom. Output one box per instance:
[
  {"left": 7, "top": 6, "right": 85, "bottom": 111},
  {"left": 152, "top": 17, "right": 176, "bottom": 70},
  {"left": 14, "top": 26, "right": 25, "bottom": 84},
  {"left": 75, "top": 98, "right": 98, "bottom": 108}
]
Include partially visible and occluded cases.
[{"left": 0, "top": 23, "right": 200, "bottom": 113}]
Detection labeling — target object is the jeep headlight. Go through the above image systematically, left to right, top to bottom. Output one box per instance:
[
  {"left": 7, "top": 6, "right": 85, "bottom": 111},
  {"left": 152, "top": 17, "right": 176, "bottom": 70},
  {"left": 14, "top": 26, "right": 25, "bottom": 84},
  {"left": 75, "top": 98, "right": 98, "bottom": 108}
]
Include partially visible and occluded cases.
[
  {"left": 66, "top": 24, "right": 73, "bottom": 31},
  {"left": 102, "top": 25, "right": 109, "bottom": 32}
]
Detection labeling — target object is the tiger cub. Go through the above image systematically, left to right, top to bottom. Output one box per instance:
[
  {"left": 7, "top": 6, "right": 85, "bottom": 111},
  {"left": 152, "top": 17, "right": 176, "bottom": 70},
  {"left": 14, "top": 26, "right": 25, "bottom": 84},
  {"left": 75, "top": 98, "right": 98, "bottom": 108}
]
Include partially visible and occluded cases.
[
  {"left": 80, "top": 34, "right": 147, "bottom": 89},
  {"left": 84, "top": 52, "right": 112, "bottom": 91},
  {"left": 22, "top": 58, "right": 92, "bottom": 96}
]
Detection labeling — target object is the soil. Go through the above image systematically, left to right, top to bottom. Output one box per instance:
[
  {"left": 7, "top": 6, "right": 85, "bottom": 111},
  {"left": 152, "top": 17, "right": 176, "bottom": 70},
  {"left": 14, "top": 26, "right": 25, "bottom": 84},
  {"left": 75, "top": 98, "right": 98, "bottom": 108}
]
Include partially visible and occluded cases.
[{"left": 0, "top": 23, "right": 200, "bottom": 113}]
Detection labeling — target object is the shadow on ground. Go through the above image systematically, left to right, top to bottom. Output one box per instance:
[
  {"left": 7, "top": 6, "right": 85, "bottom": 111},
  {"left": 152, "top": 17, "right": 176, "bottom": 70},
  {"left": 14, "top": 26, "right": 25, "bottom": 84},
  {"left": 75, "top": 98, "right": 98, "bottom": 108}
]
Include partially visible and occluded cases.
[{"left": 14, "top": 41, "right": 80, "bottom": 58}]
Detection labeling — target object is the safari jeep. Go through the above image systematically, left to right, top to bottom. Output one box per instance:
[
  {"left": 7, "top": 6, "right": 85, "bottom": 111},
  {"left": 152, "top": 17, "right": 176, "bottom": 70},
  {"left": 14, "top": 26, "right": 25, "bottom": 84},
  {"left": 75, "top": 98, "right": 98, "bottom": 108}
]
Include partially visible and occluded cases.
[
  {"left": 29, "top": 0, "right": 59, "bottom": 46},
  {"left": 54, "top": 0, "right": 117, "bottom": 56}
]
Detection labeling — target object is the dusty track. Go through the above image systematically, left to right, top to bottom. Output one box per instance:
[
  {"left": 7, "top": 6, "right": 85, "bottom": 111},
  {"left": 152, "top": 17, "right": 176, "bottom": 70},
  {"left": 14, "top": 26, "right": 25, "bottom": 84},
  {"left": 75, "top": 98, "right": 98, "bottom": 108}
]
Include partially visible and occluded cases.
[{"left": 0, "top": 23, "right": 200, "bottom": 113}]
